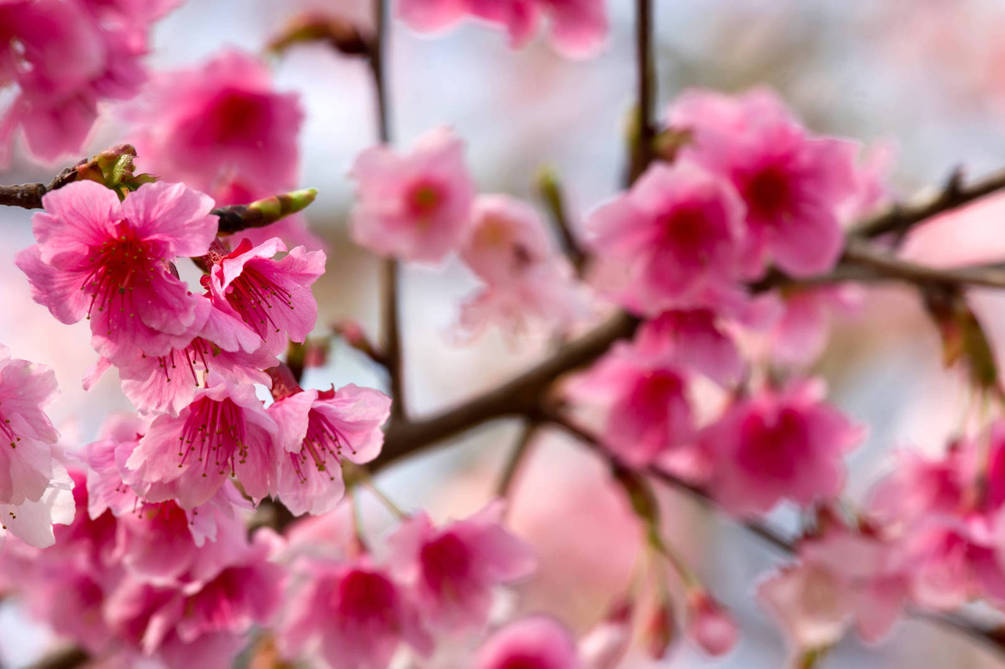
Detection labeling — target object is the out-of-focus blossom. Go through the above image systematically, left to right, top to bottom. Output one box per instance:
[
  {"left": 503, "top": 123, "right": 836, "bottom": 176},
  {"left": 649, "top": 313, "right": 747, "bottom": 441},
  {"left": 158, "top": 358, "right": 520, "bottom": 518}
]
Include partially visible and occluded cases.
[
  {"left": 0, "top": 0, "right": 172, "bottom": 164},
  {"left": 398, "top": 0, "right": 608, "bottom": 59},
  {"left": 124, "top": 49, "right": 313, "bottom": 247},
  {"left": 668, "top": 88, "right": 859, "bottom": 278},
  {"left": 349, "top": 127, "right": 476, "bottom": 263},
  {"left": 586, "top": 161, "right": 746, "bottom": 315},
  {"left": 16, "top": 181, "right": 218, "bottom": 364},
  {"left": 457, "top": 194, "right": 587, "bottom": 339},
  {"left": 206, "top": 237, "right": 325, "bottom": 357},
  {"left": 758, "top": 285, "right": 864, "bottom": 368},
  {"left": 635, "top": 309, "right": 743, "bottom": 386},
  {"left": 567, "top": 341, "right": 693, "bottom": 467},
  {"left": 126, "top": 379, "right": 278, "bottom": 508},
  {"left": 699, "top": 379, "right": 863, "bottom": 516},
  {"left": 268, "top": 384, "right": 391, "bottom": 516},
  {"left": 387, "top": 501, "right": 536, "bottom": 631},
  {"left": 757, "top": 517, "right": 908, "bottom": 654},
  {"left": 104, "top": 529, "right": 283, "bottom": 668},
  {"left": 279, "top": 559, "right": 432, "bottom": 669},
  {"left": 686, "top": 590, "right": 739, "bottom": 657},
  {"left": 475, "top": 615, "right": 583, "bottom": 669}
]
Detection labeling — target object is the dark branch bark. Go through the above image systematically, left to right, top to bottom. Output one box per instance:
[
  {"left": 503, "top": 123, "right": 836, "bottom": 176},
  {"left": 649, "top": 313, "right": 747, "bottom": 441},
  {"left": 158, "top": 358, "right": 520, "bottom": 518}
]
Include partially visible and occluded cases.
[
  {"left": 627, "top": 0, "right": 655, "bottom": 184},
  {"left": 0, "top": 166, "right": 77, "bottom": 209},
  {"left": 854, "top": 166, "right": 1005, "bottom": 239},
  {"left": 374, "top": 312, "right": 639, "bottom": 469},
  {"left": 25, "top": 646, "right": 89, "bottom": 669}
]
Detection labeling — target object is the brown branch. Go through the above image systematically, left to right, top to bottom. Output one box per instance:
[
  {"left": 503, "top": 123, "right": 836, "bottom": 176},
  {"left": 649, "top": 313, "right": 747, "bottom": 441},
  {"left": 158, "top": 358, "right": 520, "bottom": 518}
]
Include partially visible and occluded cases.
[
  {"left": 627, "top": 0, "right": 655, "bottom": 184},
  {"left": 0, "top": 166, "right": 77, "bottom": 209},
  {"left": 854, "top": 166, "right": 1005, "bottom": 239},
  {"left": 538, "top": 167, "right": 587, "bottom": 275},
  {"left": 841, "top": 239, "right": 1005, "bottom": 290},
  {"left": 374, "top": 312, "right": 639, "bottom": 469},
  {"left": 545, "top": 413, "right": 1005, "bottom": 660},
  {"left": 496, "top": 420, "right": 541, "bottom": 498},
  {"left": 25, "top": 646, "right": 89, "bottom": 669}
]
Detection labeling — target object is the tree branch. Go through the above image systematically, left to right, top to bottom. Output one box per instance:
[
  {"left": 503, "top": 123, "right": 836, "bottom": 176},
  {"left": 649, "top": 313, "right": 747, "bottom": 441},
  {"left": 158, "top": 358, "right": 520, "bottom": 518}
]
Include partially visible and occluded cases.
[
  {"left": 627, "top": 0, "right": 655, "bottom": 184},
  {"left": 0, "top": 166, "right": 78, "bottom": 209},
  {"left": 854, "top": 166, "right": 1005, "bottom": 239},
  {"left": 374, "top": 312, "right": 639, "bottom": 469}
]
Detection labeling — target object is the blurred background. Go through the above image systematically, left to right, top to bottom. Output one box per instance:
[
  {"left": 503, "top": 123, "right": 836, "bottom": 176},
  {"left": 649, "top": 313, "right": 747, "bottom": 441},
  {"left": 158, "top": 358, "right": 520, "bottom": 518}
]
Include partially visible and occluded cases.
[{"left": 4, "top": 0, "right": 1005, "bottom": 666}]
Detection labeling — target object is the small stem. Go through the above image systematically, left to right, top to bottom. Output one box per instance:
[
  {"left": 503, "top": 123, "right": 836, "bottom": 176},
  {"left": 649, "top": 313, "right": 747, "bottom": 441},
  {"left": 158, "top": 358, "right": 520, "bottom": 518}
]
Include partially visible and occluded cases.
[
  {"left": 367, "top": 0, "right": 406, "bottom": 420},
  {"left": 628, "top": 0, "right": 655, "bottom": 184},
  {"left": 537, "top": 167, "right": 587, "bottom": 274},
  {"left": 496, "top": 420, "right": 541, "bottom": 499},
  {"left": 350, "top": 463, "right": 407, "bottom": 519}
]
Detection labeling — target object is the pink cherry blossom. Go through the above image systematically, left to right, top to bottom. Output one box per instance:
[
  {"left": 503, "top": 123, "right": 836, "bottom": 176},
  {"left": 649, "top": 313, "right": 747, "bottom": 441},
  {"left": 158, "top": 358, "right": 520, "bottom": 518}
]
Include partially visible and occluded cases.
[
  {"left": 0, "top": 0, "right": 167, "bottom": 164},
  {"left": 398, "top": 0, "right": 607, "bottom": 59},
  {"left": 124, "top": 48, "right": 313, "bottom": 247},
  {"left": 126, "top": 49, "right": 301, "bottom": 201},
  {"left": 668, "top": 88, "right": 859, "bottom": 278},
  {"left": 349, "top": 126, "right": 476, "bottom": 263},
  {"left": 585, "top": 161, "right": 746, "bottom": 315},
  {"left": 16, "top": 180, "right": 218, "bottom": 363},
  {"left": 457, "top": 194, "right": 586, "bottom": 339},
  {"left": 206, "top": 237, "right": 325, "bottom": 357},
  {"left": 761, "top": 285, "right": 864, "bottom": 367},
  {"left": 110, "top": 300, "right": 274, "bottom": 415},
  {"left": 635, "top": 309, "right": 743, "bottom": 386},
  {"left": 566, "top": 341, "right": 693, "bottom": 467},
  {"left": 0, "top": 344, "right": 60, "bottom": 505},
  {"left": 126, "top": 379, "right": 278, "bottom": 508},
  {"left": 700, "top": 379, "right": 863, "bottom": 516},
  {"left": 268, "top": 384, "right": 391, "bottom": 516},
  {"left": 387, "top": 501, "right": 536, "bottom": 631},
  {"left": 757, "top": 517, "right": 908, "bottom": 653},
  {"left": 105, "top": 529, "right": 282, "bottom": 668},
  {"left": 280, "top": 560, "right": 432, "bottom": 669},
  {"left": 686, "top": 590, "right": 739, "bottom": 656},
  {"left": 475, "top": 615, "right": 583, "bottom": 669}
]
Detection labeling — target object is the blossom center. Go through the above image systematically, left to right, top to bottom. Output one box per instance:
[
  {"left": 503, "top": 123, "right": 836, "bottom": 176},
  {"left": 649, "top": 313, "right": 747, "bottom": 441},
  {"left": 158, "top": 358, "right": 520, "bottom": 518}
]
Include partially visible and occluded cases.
[
  {"left": 207, "top": 88, "right": 270, "bottom": 145},
  {"left": 743, "top": 166, "right": 792, "bottom": 221},
  {"left": 405, "top": 179, "right": 445, "bottom": 218},
  {"left": 82, "top": 223, "right": 155, "bottom": 320},
  {"left": 224, "top": 264, "right": 295, "bottom": 338},
  {"left": 177, "top": 397, "right": 247, "bottom": 476},
  {"left": 0, "top": 406, "right": 19, "bottom": 449},
  {"left": 290, "top": 408, "right": 353, "bottom": 483},
  {"left": 420, "top": 532, "right": 472, "bottom": 592},
  {"left": 336, "top": 570, "right": 397, "bottom": 623}
]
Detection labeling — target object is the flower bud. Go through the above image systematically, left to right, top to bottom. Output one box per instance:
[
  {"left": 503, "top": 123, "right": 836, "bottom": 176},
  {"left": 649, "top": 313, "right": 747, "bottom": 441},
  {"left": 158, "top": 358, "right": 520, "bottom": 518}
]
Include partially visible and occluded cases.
[{"left": 687, "top": 590, "right": 738, "bottom": 656}]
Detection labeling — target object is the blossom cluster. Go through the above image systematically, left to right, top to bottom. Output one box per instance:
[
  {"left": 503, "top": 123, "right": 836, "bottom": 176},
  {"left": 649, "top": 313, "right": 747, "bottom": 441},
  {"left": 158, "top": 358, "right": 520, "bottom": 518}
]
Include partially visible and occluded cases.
[{"left": 1, "top": 1, "right": 1002, "bottom": 668}]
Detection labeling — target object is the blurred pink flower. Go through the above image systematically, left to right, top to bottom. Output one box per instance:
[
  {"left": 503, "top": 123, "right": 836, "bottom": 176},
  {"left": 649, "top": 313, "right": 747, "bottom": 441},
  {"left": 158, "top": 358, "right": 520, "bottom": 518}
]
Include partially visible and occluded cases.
[
  {"left": 0, "top": 0, "right": 168, "bottom": 164},
  {"left": 398, "top": 0, "right": 607, "bottom": 59},
  {"left": 126, "top": 49, "right": 301, "bottom": 201},
  {"left": 668, "top": 88, "right": 859, "bottom": 278},
  {"left": 349, "top": 126, "right": 476, "bottom": 263},
  {"left": 585, "top": 161, "right": 746, "bottom": 315},
  {"left": 16, "top": 181, "right": 218, "bottom": 364},
  {"left": 457, "top": 194, "right": 587, "bottom": 339},
  {"left": 635, "top": 309, "right": 743, "bottom": 386},
  {"left": 567, "top": 341, "right": 693, "bottom": 467},
  {"left": 0, "top": 345, "right": 60, "bottom": 505},
  {"left": 700, "top": 379, "right": 863, "bottom": 516},
  {"left": 268, "top": 384, "right": 391, "bottom": 516},
  {"left": 387, "top": 501, "right": 536, "bottom": 631},
  {"left": 757, "top": 518, "right": 907, "bottom": 653},
  {"left": 279, "top": 560, "right": 432, "bottom": 669},
  {"left": 686, "top": 590, "right": 739, "bottom": 657},
  {"left": 475, "top": 615, "right": 583, "bottom": 669}
]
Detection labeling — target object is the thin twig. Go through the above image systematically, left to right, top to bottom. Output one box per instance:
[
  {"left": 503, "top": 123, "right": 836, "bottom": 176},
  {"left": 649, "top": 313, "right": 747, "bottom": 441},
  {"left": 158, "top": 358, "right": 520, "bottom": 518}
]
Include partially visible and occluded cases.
[
  {"left": 367, "top": 0, "right": 406, "bottom": 420},
  {"left": 627, "top": 0, "right": 655, "bottom": 184},
  {"left": 855, "top": 166, "right": 1005, "bottom": 239},
  {"left": 538, "top": 167, "right": 587, "bottom": 274},
  {"left": 374, "top": 312, "right": 640, "bottom": 469},
  {"left": 496, "top": 420, "right": 541, "bottom": 498},
  {"left": 25, "top": 646, "right": 89, "bottom": 669}
]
